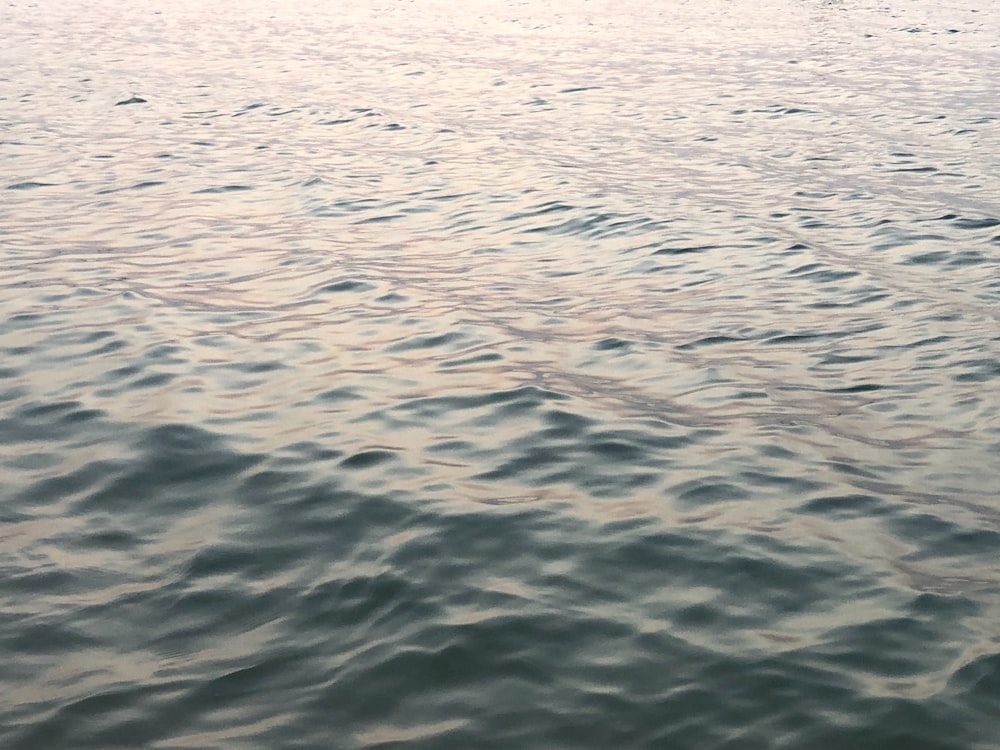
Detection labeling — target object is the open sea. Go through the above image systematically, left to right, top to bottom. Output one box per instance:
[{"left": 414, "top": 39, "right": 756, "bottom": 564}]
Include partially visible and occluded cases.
[{"left": 2, "top": 0, "right": 999, "bottom": 747}]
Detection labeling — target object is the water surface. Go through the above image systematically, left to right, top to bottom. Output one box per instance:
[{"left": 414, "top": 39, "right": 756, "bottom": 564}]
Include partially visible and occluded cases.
[{"left": 2, "top": 0, "right": 999, "bottom": 747}]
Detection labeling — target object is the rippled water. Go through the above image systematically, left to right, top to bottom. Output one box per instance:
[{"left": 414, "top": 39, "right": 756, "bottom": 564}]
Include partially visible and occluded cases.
[{"left": 2, "top": 0, "right": 999, "bottom": 747}]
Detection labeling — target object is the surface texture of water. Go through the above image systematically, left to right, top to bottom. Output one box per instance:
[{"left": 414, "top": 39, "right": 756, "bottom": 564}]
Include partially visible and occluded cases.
[{"left": 2, "top": 0, "right": 999, "bottom": 747}]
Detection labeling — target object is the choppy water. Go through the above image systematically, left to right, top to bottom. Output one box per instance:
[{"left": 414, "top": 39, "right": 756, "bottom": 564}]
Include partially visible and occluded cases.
[{"left": 2, "top": 0, "right": 999, "bottom": 747}]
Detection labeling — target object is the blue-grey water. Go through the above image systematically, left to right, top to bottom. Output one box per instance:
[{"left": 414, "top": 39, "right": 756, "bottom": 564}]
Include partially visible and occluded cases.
[{"left": 2, "top": 0, "right": 999, "bottom": 747}]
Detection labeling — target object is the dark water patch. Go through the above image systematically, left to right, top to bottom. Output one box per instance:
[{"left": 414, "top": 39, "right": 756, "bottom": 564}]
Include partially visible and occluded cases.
[
  {"left": 233, "top": 101, "right": 268, "bottom": 114},
  {"left": 96, "top": 180, "right": 166, "bottom": 195},
  {"left": 7, "top": 181, "right": 54, "bottom": 190},
  {"left": 192, "top": 185, "right": 252, "bottom": 193},
  {"left": 503, "top": 202, "right": 574, "bottom": 223},
  {"left": 508, "top": 211, "right": 672, "bottom": 243},
  {"left": 354, "top": 213, "right": 405, "bottom": 224},
  {"left": 950, "top": 216, "right": 999, "bottom": 230},
  {"left": 652, "top": 243, "right": 716, "bottom": 256},
  {"left": 904, "top": 250, "right": 950, "bottom": 265},
  {"left": 946, "top": 250, "right": 988, "bottom": 267},
  {"left": 787, "top": 264, "right": 859, "bottom": 282},
  {"left": 314, "top": 279, "right": 376, "bottom": 294},
  {"left": 807, "top": 291, "right": 891, "bottom": 309},
  {"left": 386, "top": 331, "right": 467, "bottom": 353},
  {"left": 764, "top": 331, "right": 832, "bottom": 345},
  {"left": 676, "top": 335, "right": 747, "bottom": 350},
  {"left": 593, "top": 337, "right": 632, "bottom": 351},
  {"left": 438, "top": 351, "right": 503, "bottom": 368},
  {"left": 815, "top": 351, "right": 879, "bottom": 365},
  {"left": 951, "top": 358, "right": 1000, "bottom": 383},
  {"left": 226, "top": 359, "right": 286, "bottom": 374},
  {"left": 94, "top": 364, "right": 155, "bottom": 392},
  {"left": 824, "top": 383, "right": 886, "bottom": 394},
  {"left": 317, "top": 386, "right": 363, "bottom": 403},
  {"left": 397, "top": 387, "right": 568, "bottom": 421},
  {"left": 0, "top": 400, "right": 113, "bottom": 446},
  {"left": 540, "top": 409, "right": 596, "bottom": 438},
  {"left": 467, "top": 419, "right": 687, "bottom": 492},
  {"left": 74, "top": 424, "right": 262, "bottom": 515},
  {"left": 427, "top": 438, "right": 476, "bottom": 453},
  {"left": 473, "top": 446, "right": 570, "bottom": 482},
  {"left": 341, "top": 449, "right": 398, "bottom": 469},
  {"left": 12, "top": 457, "right": 121, "bottom": 506},
  {"left": 825, "top": 459, "right": 882, "bottom": 479},
  {"left": 737, "top": 470, "right": 827, "bottom": 493},
  {"left": 672, "top": 479, "right": 753, "bottom": 506},
  {"left": 800, "top": 493, "right": 891, "bottom": 518},
  {"left": 890, "top": 513, "right": 1000, "bottom": 560},
  {"left": 78, "top": 527, "right": 138, "bottom": 552},
  {"left": 184, "top": 542, "right": 301, "bottom": 582},
  {"left": 4, "top": 567, "right": 86, "bottom": 596},
  {"left": 147, "top": 583, "right": 296, "bottom": 646},
  {"left": 812, "top": 614, "right": 964, "bottom": 679},
  {"left": 5, "top": 619, "right": 101, "bottom": 655},
  {"left": 947, "top": 653, "right": 1000, "bottom": 708},
  {"left": 6, "top": 683, "right": 186, "bottom": 750}
]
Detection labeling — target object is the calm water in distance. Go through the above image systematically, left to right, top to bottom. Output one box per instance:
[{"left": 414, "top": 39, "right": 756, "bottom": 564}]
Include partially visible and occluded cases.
[{"left": 2, "top": 0, "right": 999, "bottom": 747}]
